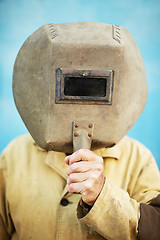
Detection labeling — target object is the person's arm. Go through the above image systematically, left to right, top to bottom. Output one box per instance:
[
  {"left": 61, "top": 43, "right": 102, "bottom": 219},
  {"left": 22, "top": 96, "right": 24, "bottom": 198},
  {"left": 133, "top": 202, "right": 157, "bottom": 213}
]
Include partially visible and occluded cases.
[
  {"left": 65, "top": 148, "right": 160, "bottom": 240},
  {"left": 65, "top": 149, "right": 139, "bottom": 239},
  {"left": 0, "top": 152, "right": 14, "bottom": 239},
  {"left": 77, "top": 175, "right": 140, "bottom": 240}
]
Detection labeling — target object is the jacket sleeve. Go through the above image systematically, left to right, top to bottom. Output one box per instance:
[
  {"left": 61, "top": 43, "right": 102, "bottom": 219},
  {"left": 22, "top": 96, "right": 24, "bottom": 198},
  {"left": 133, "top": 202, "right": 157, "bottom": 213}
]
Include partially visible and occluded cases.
[
  {"left": 77, "top": 150, "right": 160, "bottom": 240},
  {"left": 0, "top": 152, "right": 14, "bottom": 239},
  {"left": 77, "top": 179, "right": 140, "bottom": 240}
]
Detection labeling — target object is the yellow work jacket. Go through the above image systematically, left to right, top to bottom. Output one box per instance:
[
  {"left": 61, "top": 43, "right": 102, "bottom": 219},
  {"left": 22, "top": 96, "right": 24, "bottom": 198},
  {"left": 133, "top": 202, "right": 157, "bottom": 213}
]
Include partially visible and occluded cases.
[{"left": 0, "top": 134, "right": 160, "bottom": 240}]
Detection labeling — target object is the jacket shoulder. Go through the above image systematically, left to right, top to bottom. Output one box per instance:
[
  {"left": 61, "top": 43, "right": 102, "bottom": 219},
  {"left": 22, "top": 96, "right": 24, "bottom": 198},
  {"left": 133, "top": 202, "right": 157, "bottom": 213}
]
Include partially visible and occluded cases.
[
  {"left": 1, "top": 134, "right": 37, "bottom": 159},
  {"left": 118, "top": 136, "right": 155, "bottom": 164},
  {"left": 119, "top": 136, "right": 152, "bottom": 153}
]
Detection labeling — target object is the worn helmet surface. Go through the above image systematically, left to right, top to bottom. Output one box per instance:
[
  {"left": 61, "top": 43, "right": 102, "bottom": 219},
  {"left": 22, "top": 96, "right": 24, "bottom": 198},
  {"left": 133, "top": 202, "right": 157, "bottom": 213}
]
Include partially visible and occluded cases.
[{"left": 13, "top": 22, "right": 147, "bottom": 152}]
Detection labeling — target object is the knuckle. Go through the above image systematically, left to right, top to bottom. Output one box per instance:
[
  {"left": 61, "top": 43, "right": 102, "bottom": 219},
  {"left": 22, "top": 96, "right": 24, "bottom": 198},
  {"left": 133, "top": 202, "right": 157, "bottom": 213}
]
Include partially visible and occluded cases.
[
  {"left": 77, "top": 148, "right": 90, "bottom": 156},
  {"left": 77, "top": 149, "right": 84, "bottom": 155},
  {"left": 77, "top": 149, "right": 86, "bottom": 158},
  {"left": 98, "top": 156, "right": 103, "bottom": 163},
  {"left": 95, "top": 160, "right": 103, "bottom": 169},
  {"left": 70, "top": 163, "right": 80, "bottom": 172},
  {"left": 70, "top": 164, "right": 75, "bottom": 171},
  {"left": 90, "top": 171, "right": 103, "bottom": 183},
  {"left": 69, "top": 173, "right": 74, "bottom": 182},
  {"left": 91, "top": 173, "right": 98, "bottom": 181},
  {"left": 86, "top": 181, "right": 93, "bottom": 191},
  {"left": 68, "top": 183, "right": 75, "bottom": 192}
]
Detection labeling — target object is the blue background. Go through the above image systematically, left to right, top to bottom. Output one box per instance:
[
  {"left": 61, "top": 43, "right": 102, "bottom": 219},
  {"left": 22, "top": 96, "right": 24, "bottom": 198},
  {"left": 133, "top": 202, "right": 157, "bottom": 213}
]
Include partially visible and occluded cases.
[{"left": 0, "top": 0, "right": 160, "bottom": 168}]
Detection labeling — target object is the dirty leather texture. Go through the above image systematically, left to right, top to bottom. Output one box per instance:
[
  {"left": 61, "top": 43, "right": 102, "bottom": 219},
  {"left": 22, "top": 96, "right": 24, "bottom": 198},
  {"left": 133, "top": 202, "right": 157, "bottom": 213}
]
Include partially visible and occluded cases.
[{"left": 138, "top": 194, "right": 160, "bottom": 240}]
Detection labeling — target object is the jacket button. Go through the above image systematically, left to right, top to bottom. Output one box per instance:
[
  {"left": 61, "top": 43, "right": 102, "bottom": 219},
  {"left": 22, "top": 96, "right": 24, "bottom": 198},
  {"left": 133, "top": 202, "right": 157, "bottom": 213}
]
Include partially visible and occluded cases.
[{"left": 60, "top": 198, "right": 69, "bottom": 206}]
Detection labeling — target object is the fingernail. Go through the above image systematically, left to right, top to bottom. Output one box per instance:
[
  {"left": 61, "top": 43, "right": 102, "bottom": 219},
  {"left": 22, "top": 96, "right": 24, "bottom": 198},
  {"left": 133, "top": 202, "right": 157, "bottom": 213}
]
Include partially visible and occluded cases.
[{"left": 64, "top": 156, "right": 69, "bottom": 164}]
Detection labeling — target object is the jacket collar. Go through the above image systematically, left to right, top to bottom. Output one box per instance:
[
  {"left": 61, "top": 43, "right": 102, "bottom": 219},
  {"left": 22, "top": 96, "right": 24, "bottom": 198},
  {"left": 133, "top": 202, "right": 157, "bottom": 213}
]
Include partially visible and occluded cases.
[
  {"left": 31, "top": 133, "right": 121, "bottom": 180},
  {"left": 32, "top": 133, "right": 121, "bottom": 180},
  {"left": 43, "top": 144, "right": 121, "bottom": 180},
  {"left": 93, "top": 145, "right": 121, "bottom": 159},
  {"left": 45, "top": 151, "right": 68, "bottom": 179}
]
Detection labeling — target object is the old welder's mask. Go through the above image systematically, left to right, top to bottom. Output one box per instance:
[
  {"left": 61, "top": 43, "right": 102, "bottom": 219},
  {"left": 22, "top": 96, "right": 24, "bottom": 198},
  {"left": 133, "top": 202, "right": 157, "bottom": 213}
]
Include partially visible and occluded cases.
[{"left": 13, "top": 22, "right": 147, "bottom": 153}]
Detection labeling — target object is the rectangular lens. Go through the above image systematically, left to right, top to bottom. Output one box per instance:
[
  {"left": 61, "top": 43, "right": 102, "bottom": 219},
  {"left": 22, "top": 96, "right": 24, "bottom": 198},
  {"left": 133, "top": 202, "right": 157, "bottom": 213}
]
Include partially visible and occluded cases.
[{"left": 64, "top": 77, "right": 106, "bottom": 97}]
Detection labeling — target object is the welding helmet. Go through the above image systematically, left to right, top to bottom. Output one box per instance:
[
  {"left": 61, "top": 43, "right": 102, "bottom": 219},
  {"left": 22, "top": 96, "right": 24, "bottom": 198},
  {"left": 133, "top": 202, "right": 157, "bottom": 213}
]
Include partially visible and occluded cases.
[{"left": 13, "top": 22, "right": 147, "bottom": 152}]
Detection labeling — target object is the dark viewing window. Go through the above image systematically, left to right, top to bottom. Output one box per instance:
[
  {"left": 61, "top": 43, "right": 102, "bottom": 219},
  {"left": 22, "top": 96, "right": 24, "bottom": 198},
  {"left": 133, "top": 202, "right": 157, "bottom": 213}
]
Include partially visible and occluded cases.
[
  {"left": 55, "top": 68, "right": 114, "bottom": 105},
  {"left": 64, "top": 77, "right": 107, "bottom": 97}
]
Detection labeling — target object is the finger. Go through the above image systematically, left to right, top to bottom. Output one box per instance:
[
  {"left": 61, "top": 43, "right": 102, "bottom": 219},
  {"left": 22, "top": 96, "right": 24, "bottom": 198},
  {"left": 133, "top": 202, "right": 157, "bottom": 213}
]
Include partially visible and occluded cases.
[
  {"left": 64, "top": 149, "right": 103, "bottom": 165},
  {"left": 64, "top": 155, "right": 70, "bottom": 165},
  {"left": 66, "top": 161, "right": 103, "bottom": 175},
  {"left": 67, "top": 170, "right": 102, "bottom": 184},
  {"left": 67, "top": 172, "right": 88, "bottom": 184},
  {"left": 67, "top": 178, "right": 105, "bottom": 204},
  {"left": 67, "top": 179, "right": 97, "bottom": 198},
  {"left": 67, "top": 182, "right": 85, "bottom": 194}
]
